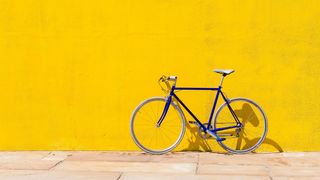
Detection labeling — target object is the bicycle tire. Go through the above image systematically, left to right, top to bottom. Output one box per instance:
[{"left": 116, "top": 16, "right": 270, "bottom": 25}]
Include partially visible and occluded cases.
[{"left": 213, "top": 97, "right": 268, "bottom": 154}]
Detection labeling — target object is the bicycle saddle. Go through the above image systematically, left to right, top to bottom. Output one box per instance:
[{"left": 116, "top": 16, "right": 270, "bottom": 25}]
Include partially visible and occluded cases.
[{"left": 213, "top": 69, "right": 235, "bottom": 76}]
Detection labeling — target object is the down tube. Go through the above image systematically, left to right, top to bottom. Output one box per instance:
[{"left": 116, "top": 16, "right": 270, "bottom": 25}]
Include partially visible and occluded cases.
[{"left": 172, "top": 93, "right": 207, "bottom": 131}]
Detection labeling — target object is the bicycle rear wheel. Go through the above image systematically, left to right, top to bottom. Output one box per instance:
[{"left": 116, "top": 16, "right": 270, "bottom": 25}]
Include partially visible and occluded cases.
[
  {"left": 130, "top": 97, "right": 185, "bottom": 155},
  {"left": 213, "top": 98, "right": 267, "bottom": 153}
]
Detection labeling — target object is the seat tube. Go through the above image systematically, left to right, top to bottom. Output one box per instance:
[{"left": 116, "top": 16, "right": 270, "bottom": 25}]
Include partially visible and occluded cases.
[{"left": 207, "top": 86, "right": 221, "bottom": 128}]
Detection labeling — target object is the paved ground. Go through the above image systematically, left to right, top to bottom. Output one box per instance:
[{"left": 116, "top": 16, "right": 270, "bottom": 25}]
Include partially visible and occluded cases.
[{"left": 0, "top": 151, "right": 319, "bottom": 179}]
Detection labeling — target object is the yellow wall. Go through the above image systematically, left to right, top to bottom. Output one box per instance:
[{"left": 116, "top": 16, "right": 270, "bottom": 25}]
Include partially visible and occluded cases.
[{"left": 0, "top": 0, "right": 319, "bottom": 151}]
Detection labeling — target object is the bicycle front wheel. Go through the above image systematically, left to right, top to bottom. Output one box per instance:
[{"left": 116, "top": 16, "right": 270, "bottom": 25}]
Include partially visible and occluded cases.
[
  {"left": 130, "top": 97, "right": 186, "bottom": 155},
  {"left": 213, "top": 98, "right": 268, "bottom": 154}
]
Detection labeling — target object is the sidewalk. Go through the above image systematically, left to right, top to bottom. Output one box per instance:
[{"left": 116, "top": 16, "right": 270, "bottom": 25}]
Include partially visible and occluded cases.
[{"left": 0, "top": 151, "right": 319, "bottom": 180}]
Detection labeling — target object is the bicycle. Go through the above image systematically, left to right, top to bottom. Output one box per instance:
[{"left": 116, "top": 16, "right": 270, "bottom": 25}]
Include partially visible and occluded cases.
[{"left": 130, "top": 69, "right": 268, "bottom": 154}]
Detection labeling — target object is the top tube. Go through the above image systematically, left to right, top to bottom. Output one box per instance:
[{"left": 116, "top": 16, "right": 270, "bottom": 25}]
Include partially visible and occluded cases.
[{"left": 174, "top": 87, "right": 220, "bottom": 91}]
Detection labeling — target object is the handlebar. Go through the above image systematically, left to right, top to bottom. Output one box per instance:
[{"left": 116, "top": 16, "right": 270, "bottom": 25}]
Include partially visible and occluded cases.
[
  {"left": 158, "top": 75, "right": 177, "bottom": 93},
  {"left": 159, "top": 75, "right": 177, "bottom": 82}
]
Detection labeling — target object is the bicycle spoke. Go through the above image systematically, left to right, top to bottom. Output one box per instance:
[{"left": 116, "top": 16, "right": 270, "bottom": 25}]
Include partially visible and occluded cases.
[
  {"left": 150, "top": 104, "right": 158, "bottom": 120},
  {"left": 138, "top": 109, "right": 155, "bottom": 124},
  {"left": 136, "top": 112, "right": 156, "bottom": 125}
]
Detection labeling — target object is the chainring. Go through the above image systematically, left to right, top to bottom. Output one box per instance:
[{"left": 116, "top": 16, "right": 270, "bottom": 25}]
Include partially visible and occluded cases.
[{"left": 198, "top": 123, "right": 213, "bottom": 139}]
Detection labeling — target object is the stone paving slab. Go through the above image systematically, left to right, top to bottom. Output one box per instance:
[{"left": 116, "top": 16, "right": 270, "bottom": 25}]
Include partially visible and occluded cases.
[
  {"left": 0, "top": 151, "right": 319, "bottom": 179},
  {"left": 0, "top": 151, "right": 61, "bottom": 170},
  {"left": 0, "top": 151, "right": 50, "bottom": 159},
  {"left": 42, "top": 151, "right": 72, "bottom": 161},
  {"left": 67, "top": 151, "right": 199, "bottom": 163},
  {"left": 199, "top": 152, "right": 320, "bottom": 167},
  {"left": 199, "top": 153, "right": 287, "bottom": 166},
  {"left": 54, "top": 161, "right": 197, "bottom": 174},
  {"left": 197, "top": 164, "right": 269, "bottom": 176},
  {"left": 269, "top": 166, "right": 320, "bottom": 177},
  {"left": 0, "top": 170, "right": 120, "bottom": 180},
  {"left": 120, "top": 173, "right": 270, "bottom": 180},
  {"left": 273, "top": 177, "right": 320, "bottom": 180}
]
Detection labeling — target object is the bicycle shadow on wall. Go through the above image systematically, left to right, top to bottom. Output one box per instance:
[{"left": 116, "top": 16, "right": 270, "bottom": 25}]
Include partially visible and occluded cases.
[{"left": 183, "top": 102, "right": 283, "bottom": 153}]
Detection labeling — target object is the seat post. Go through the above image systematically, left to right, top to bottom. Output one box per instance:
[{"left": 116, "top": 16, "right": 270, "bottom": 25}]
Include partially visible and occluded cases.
[{"left": 219, "top": 75, "right": 225, "bottom": 87}]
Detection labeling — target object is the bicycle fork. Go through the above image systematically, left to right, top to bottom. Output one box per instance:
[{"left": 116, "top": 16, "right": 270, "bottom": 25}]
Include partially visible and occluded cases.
[{"left": 156, "top": 95, "right": 172, "bottom": 127}]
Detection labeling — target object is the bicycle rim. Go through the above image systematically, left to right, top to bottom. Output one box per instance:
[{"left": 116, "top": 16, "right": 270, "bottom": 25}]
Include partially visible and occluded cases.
[{"left": 130, "top": 97, "right": 186, "bottom": 154}]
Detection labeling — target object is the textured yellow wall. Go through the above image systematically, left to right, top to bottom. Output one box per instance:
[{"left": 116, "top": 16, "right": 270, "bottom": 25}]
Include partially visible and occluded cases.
[{"left": 0, "top": 0, "right": 319, "bottom": 151}]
